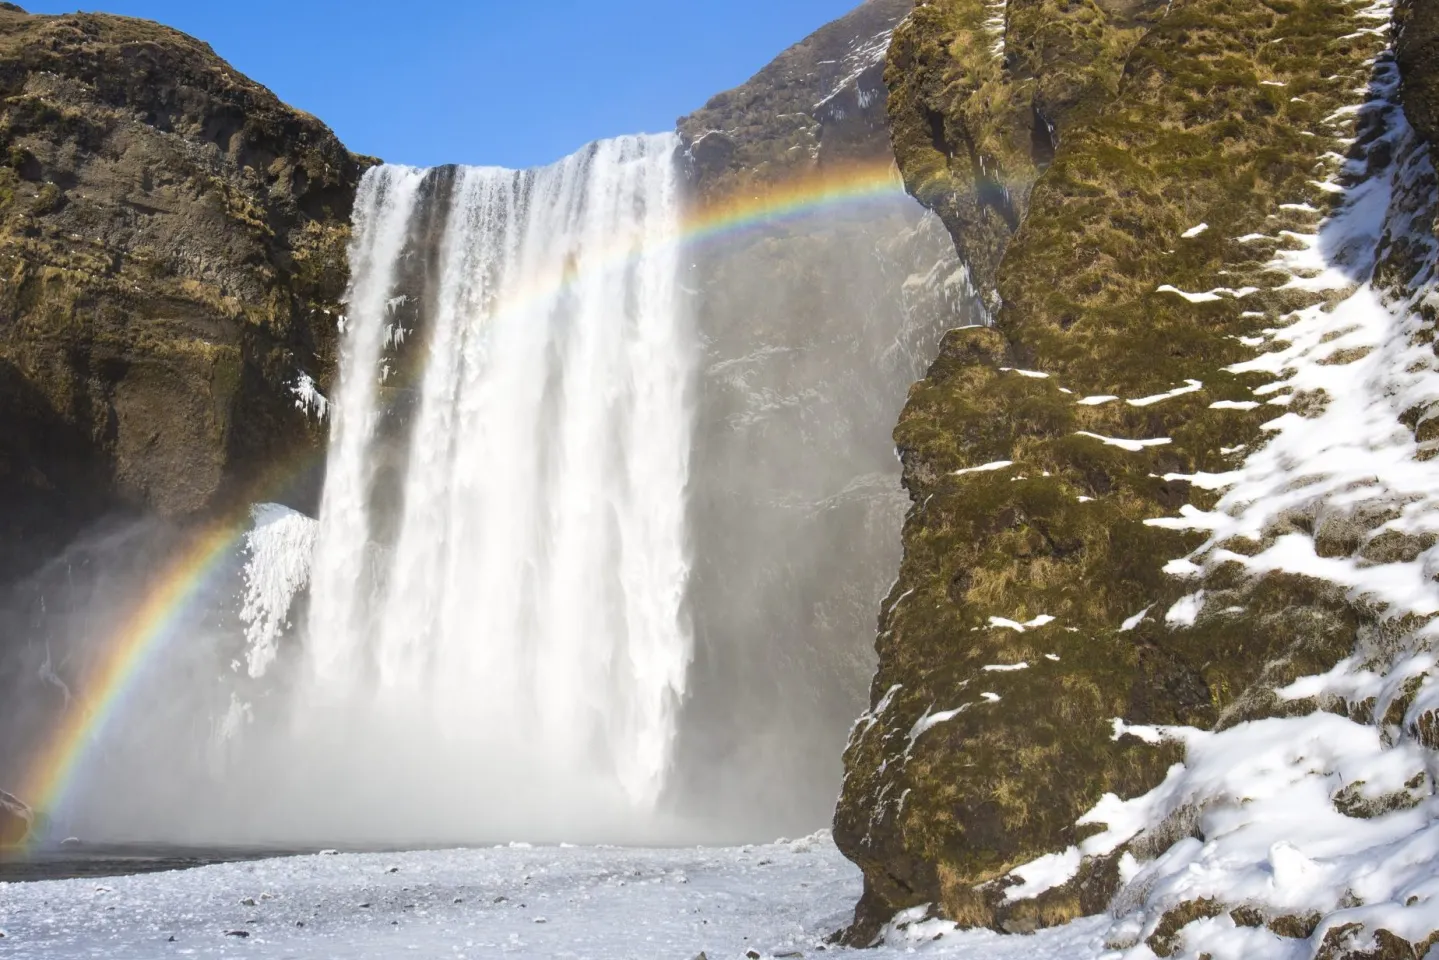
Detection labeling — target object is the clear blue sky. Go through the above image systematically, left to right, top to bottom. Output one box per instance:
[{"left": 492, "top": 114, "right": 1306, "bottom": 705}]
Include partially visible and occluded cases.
[{"left": 23, "top": 0, "right": 865, "bottom": 169}]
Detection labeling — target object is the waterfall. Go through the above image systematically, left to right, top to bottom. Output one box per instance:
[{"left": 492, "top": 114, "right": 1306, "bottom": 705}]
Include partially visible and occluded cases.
[{"left": 304, "top": 134, "right": 693, "bottom": 810}]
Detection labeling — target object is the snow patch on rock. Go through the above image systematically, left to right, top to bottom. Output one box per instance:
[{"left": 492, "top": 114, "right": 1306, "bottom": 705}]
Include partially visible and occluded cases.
[{"left": 240, "top": 503, "right": 318, "bottom": 679}]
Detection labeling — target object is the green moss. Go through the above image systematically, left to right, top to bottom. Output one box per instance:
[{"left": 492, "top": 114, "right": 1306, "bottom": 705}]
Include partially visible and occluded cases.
[
  {"left": 836, "top": 0, "right": 1396, "bottom": 936},
  {"left": 884, "top": 0, "right": 1167, "bottom": 293}
]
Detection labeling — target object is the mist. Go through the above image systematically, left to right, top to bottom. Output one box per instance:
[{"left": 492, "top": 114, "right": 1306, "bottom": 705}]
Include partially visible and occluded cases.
[{"left": 0, "top": 142, "right": 972, "bottom": 850}]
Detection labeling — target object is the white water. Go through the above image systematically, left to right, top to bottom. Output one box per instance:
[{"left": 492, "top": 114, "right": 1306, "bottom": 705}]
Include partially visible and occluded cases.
[{"left": 302, "top": 135, "right": 693, "bottom": 812}]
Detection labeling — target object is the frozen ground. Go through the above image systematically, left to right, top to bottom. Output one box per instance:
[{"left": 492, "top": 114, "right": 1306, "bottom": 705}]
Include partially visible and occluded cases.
[{"left": 0, "top": 833, "right": 1106, "bottom": 959}]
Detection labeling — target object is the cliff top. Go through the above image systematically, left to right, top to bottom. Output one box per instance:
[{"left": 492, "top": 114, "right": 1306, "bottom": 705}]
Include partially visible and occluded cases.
[
  {"left": 678, "top": 0, "right": 912, "bottom": 196},
  {"left": 0, "top": 4, "right": 370, "bottom": 201}
]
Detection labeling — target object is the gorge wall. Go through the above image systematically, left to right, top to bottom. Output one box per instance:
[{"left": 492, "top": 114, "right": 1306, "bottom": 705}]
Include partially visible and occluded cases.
[
  {"left": 837, "top": 0, "right": 1439, "bottom": 956},
  {"left": 0, "top": 4, "right": 365, "bottom": 579},
  {"left": 0, "top": 4, "right": 365, "bottom": 843}
]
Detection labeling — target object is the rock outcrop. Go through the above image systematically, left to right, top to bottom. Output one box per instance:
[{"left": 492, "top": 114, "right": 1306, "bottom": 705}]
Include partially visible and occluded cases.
[
  {"left": 679, "top": 0, "right": 913, "bottom": 199},
  {"left": 838, "top": 0, "right": 1438, "bottom": 950},
  {"left": 885, "top": 0, "right": 1167, "bottom": 302},
  {"left": 0, "top": 4, "right": 368, "bottom": 583},
  {"left": 0, "top": 786, "right": 30, "bottom": 845}
]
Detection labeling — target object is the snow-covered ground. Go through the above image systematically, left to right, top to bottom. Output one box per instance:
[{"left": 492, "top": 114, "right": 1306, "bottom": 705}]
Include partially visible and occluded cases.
[{"left": 0, "top": 834, "right": 1106, "bottom": 959}]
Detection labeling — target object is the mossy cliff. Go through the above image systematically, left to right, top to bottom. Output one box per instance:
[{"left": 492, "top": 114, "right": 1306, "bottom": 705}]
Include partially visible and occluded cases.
[
  {"left": 836, "top": 0, "right": 1413, "bottom": 941},
  {"left": 885, "top": 0, "right": 1168, "bottom": 302},
  {"left": 0, "top": 4, "right": 369, "bottom": 581}
]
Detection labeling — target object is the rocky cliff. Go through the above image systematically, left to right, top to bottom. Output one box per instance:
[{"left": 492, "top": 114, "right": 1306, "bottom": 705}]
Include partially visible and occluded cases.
[
  {"left": 679, "top": 0, "right": 913, "bottom": 198},
  {"left": 838, "top": 0, "right": 1439, "bottom": 954},
  {"left": 0, "top": 4, "right": 366, "bottom": 583}
]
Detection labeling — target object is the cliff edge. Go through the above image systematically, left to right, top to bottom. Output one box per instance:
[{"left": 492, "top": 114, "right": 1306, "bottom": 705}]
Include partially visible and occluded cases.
[
  {"left": 838, "top": 0, "right": 1439, "bottom": 955},
  {"left": 0, "top": 4, "right": 368, "bottom": 581}
]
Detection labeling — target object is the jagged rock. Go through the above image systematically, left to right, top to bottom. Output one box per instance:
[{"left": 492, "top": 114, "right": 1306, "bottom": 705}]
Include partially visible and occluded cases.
[
  {"left": 678, "top": 0, "right": 912, "bottom": 199},
  {"left": 836, "top": 0, "right": 1402, "bottom": 940},
  {"left": 884, "top": 0, "right": 1168, "bottom": 303},
  {"left": 1399, "top": 0, "right": 1439, "bottom": 142},
  {"left": 0, "top": 6, "right": 369, "bottom": 582},
  {"left": 0, "top": 787, "right": 31, "bottom": 845},
  {"left": 1317, "top": 926, "right": 1439, "bottom": 960}
]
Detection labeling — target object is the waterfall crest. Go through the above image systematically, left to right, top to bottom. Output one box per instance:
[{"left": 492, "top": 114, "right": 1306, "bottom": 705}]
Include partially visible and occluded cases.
[{"left": 304, "top": 134, "right": 693, "bottom": 810}]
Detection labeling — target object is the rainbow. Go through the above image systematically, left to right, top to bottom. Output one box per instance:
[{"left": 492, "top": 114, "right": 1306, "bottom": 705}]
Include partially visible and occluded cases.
[
  {"left": 8, "top": 158, "right": 909, "bottom": 848},
  {"left": 683, "top": 159, "right": 905, "bottom": 244},
  {"left": 14, "top": 523, "right": 243, "bottom": 845}
]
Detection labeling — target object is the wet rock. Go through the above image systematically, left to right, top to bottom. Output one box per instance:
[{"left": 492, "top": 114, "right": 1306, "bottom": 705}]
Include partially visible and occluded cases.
[{"left": 0, "top": 788, "right": 32, "bottom": 846}]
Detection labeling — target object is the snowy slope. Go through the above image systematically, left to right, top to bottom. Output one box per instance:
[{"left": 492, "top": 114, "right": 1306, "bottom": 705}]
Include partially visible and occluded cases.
[
  {"left": 970, "top": 3, "right": 1439, "bottom": 955},
  {"left": 0, "top": 835, "right": 1105, "bottom": 960}
]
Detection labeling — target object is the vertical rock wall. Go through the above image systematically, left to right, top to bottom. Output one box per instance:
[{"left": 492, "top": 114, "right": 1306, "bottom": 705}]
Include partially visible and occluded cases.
[{"left": 838, "top": 0, "right": 1415, "bottom": 942}]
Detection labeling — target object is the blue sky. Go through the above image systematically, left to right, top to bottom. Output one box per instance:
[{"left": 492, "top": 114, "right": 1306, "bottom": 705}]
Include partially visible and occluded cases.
[{"left": 23, "top": 1, "right": 865, "bottom": 169}]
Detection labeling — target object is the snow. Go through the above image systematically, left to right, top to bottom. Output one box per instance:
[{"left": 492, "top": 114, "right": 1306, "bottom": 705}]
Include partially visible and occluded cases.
[
  {"left": 983, "top": 0, "right": 1008, "bottom": 59},
  {"left": 814, "top": 28, "right": 895, "bottom": 111},
  {"left": 1181, "top": 223, "right": 1210, "bottom": 238},
  {"left": 1155, "top": 284, "right": 1259, "bottom": 303},
  {"left": 999, "top": 367, "right": 1051, "bottom": 379},
  {"left": 290, "top": 374, "right": 329, "bottom": 421},
  {"left": 1127, "top": 379, "right": 1203, "bottom": 407},
  {"left": 1077, "top": 395, "right": 1120, "bottom": 406},
  {"left": 1074, "top": 431, "right": 1173, "bottom": 452},
  {"left": 952, "top": 460, "right": 1014, "bottom": 476},
  {"left": 240, "top": 504, "right": 318, "bottom": 679},
  {"left": 1163, "top": 591, "right": 1205, "bottom": 627},
  {"left": 1120, "top": 606, "right": 1154, "bottom": 632},
  {"left": 987, "top": 614, "right": 1056, "bottom": 632},
  {"left": 982, "top": 662, "right": 1030, "bottom": 672},
  {"left": 850, "top": 683, "right": 902, "bottom": 742},
  {"left": 910, "top": 706, "right": 969, "bottom": 741},
  {"left": 0, "top": 839, "right": 1110, "bottom": 960},
  {"left": 1003, "top": 848, "right": 1083, "bottom": 902}
]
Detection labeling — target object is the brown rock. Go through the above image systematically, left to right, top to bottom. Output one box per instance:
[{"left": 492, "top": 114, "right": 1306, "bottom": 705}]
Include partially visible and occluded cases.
[{"left": 0, "top": 6, "right": 371, "bottom": 581}]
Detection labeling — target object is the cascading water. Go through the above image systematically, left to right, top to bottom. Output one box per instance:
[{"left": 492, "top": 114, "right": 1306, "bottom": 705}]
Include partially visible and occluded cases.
[
  {"left": 1, "top": 126, "right": 966, "bottom": 846},
  {"left": 303, "top": 134, "right": 693, "bottom": 812}
]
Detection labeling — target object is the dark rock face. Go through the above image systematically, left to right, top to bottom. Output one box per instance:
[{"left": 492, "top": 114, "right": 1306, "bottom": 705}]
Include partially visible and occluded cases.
[
  {"left": 673, "top": 0, "right": 982, "bottom": 832},
  {"left": 679, "top": 0, "right": 913, "bottom": 199},
  {"left": 837, "top": 0, "right": 1408, "bottom": 940},
  {"left": 1400, "top": 0, "right": 1439, "bottom": 142},
  {"left": 0, "top": 6, "right": 368, "bottom": 583},
  {"left": 0, "top": 786, "right": 30, "bottom": 845}
]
